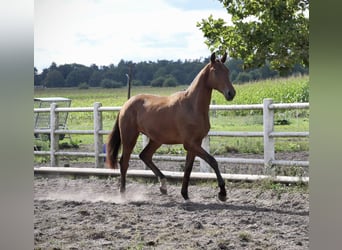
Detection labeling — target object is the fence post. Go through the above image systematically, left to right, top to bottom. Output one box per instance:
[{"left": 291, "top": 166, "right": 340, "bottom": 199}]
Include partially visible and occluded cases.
[
  {"left": 263, "top": 98, "right": 275, "bottom": 173},
  {"left": 211, "top": 100, "right": 217, "bottom": 117},
  {"left": 94, "top": 102, "right": 104, "bottom": 168},
  {"left": 50, "top": 103, "right": 59, "bottom": 167},
  {"left": 142, "top": 134, "right": 149, "bottom": 170},
  {"left": 200, "top": 135, "right": 211, "bottom": 172}
]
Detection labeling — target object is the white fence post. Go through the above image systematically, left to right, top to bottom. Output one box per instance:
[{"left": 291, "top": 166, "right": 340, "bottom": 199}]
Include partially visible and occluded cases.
[
  {"left": 263, "top": 98, "right": 275, "bottom": 173},
  {"left": 94, "top": 102, "right": 104, "bottom": 168},
  {"left": 50, "top": 103, "right": 59, "bottom": 167},
  {"left": 142, "top": 134, "right": 149, "bottom": 170},
  {"left": 200, "top": 135, "right": 211, "bottom": 172}
]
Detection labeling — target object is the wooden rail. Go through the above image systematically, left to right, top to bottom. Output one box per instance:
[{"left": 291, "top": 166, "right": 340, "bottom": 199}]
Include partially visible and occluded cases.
[{"left": 34, "top": 99, "right": 309, "bottom": 181}]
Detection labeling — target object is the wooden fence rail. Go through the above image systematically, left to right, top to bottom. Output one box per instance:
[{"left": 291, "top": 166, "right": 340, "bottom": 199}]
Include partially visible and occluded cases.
[{"left": 34, "top": 99, "right": 309, "bottom": 176}]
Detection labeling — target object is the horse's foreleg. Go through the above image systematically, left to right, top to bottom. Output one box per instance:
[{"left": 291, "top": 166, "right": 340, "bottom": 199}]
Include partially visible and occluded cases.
[
  {"left": 139, "top": 140, "right": 167, "bottom": 194},
  {"left": 186, "top": 144, "right": 227, "bottom": 201},
  {"left": 181, "top": 151, "right": 196, "bottom": 200},
  {"left": 203, "top": 153, "right": 226, "bottom": 201}
]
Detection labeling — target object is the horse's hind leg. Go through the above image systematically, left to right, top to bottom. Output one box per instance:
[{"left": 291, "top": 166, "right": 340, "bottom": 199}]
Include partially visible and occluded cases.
[
  {"left": 119, "top": 132, "right": 139, "bottom": 194},
  {"left": 139, "top": 139, "right": 167, "bottom": 194}
]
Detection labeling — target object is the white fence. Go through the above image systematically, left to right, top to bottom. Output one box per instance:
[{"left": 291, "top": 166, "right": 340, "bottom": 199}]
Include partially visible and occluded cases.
[{"left": 34, "top": 98, "right": 309, "bottom": 174}]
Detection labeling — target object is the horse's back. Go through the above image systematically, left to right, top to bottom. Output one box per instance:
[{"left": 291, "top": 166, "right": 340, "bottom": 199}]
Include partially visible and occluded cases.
[
  {"left": 119, "top": 93, "right": 187, "bottom": 144},
  {"left": 122, "top": 93, "right": 184, "bottom": 113}
]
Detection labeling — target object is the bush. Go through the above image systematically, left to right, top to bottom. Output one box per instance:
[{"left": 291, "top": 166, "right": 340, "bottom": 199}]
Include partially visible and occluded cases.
[
  {"left": 236, "top": 72, "right": 252, "bottom": 83},
  {"left": 163, "top": 75, "right": 177, "bottom": 87},
  {"left": 151, "top": 76, "right": 165, "bottom": 87},
  {"left": 100, "top": 78, "right": 123, "bottom": 88},
  {"left": 132, "top": 79, "right": 143, "bottom": 86},
  {"left": 78, "top": 82, "right": 89, "bottom": 89}
]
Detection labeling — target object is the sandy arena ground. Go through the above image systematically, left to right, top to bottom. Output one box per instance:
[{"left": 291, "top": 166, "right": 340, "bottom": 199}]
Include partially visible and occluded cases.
[{"left": 34, "top": 171, "right": 308, "bottom": 249}]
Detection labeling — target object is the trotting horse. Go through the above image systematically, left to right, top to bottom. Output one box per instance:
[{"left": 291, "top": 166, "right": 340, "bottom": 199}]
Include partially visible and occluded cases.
[{"left": 106, "top": 52, "right": 235, "bottom": 201}]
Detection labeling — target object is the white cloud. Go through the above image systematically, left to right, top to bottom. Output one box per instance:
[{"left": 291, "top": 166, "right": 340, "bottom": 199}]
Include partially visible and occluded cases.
[{"left": 34, "top": 0, "right": 231, "bottom": 71}]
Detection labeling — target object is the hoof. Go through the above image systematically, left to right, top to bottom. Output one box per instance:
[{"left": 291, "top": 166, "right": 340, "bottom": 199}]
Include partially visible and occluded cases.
[
  {"left": 159, "top": 178, "right": 167, "bottom": 195},
  {"left": 160, "top": 187, "right": 167, "bottom": 195},
  {"left": 120, "top": 191, "right": 126, "bottom": 199},
  {"left": 218, "top": 192, "right": 227, "bottom": 202},
  {"left": 183, "top": 198, "right": 191, "bottom": 204}
]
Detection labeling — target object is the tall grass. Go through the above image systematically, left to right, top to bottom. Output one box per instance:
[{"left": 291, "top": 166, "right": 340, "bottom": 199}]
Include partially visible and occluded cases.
[
  {"left": 34, "top": 75, "right": 309, "bottom": 106},
  {"left": 213, "top": 75, "right": 309, "bottom": 105}
]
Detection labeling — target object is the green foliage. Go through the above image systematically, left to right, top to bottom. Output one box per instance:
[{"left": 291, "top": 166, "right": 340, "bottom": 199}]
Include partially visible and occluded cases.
[
  {"left": 197, "top": 0, "right": 309, "bottom": 75},
  {"left": 35, "top": 56, "right": 307, "bottom": 88},
  {"left": 65, "top": 65, "right": 92, "bottom": 87},
  {"left": 44, "top": 70, "right": 65, "bottom": 87},
  {"left": 88, "top": 71, "right": 103, "bottom": 87},
  {"left": 235, "top": 71, "right": 251, "bottom": 83},
  {"left": 163, "top": 75, "right": 177, "bottom": 87},
  {"left": 212, "top": 75, "right": 309, "bottom": 106},
  {"left": 151, "top": 76, "right": 165, "bottom": 87},
  {"left": 100, "top": 78, "right": 123, "bottom": 88},
  {"left": 132, "top": 79, "right": 143, "bottom": 86},
  {"left": 78, "top": 82, "right": 89, "bottom": 89},
  {"left": 59, "top": 141, "right": 79, "bottom": 149}
]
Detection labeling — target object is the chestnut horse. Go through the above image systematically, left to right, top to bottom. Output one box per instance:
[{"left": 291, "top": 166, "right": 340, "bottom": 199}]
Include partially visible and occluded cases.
[{"left": 107, "top": 52, "right": 235, "bottom": 201}]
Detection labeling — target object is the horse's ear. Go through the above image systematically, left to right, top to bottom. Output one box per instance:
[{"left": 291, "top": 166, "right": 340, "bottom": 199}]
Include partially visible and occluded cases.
[
  {"left": 210, "top": 52, "right": 216, "bottom": 64},
  {"left": 221, "top": 52, "right": 227, "bottom": 63}
]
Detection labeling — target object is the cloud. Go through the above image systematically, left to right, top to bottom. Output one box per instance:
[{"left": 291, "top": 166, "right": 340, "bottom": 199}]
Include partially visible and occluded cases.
[
  {"left": 34, "top": 0, "right": 231, "bottom": 71},
  {"left": 164, "top": 0, "right": 224, "bottom": 10},
  {"left": 140, "top": 32, "right": 190, "bottom": 48}
]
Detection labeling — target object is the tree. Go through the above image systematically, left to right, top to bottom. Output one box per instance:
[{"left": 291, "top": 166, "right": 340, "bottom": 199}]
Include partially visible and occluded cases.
[
  {"left": 197, "top": 0, "right": 309, "bottom": 75},
  {"left": 49, "top": 62, "right": 57, "bottom": 71},
  {"left": 135, "top": 62, "right": 155, "bottom": 85},
  {"left": 57, "top": 64, "right": 73, "bottom": 79},
  {"left": 65, "top": 66, "right": 92, "bottom": 87},
  {"left": 34, "top": 67, "right": 40, "bottom": 86},
  {"left": 44, "top": 70, "right": 65, "bottom": 87},
  {"left": 89, "top": 71, "right": 103, "bottom": 87},
  {"left": 235, "top": 72, "right": 251, "bottom": 83},
  {"left": 163, "top": 75, "right": 177, "bottom": 87},
  {"left": 151, "top": 76, "right": 165, "bottom": 87},
  {"left": 100, "top": 78, "right": 122, "bottom": 88},
  {"left": 100, "top": 78, "right": 113, "bottom": 88}
]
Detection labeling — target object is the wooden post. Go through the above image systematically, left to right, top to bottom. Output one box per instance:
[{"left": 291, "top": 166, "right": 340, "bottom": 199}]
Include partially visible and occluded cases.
[
  {"left": 127, "top": 64, "right": 133, "bottom": 100},
  {"left": 263, "top": 98, "right": 275, "bottom": 174},
  {"left": 211, "top": 100, "right": 217, "bottom": 117},
  {"left": 94, "top": 102, "right": 104, "bottom": 168},
  {"left": 50, "top": 103, "right": 59, "bottom": 167},
  {"left": 142, "top": 134, "right": 149, "bottom": 170},
  {"left": 200, "top": 135, "right": 211, "bottom": 172}
]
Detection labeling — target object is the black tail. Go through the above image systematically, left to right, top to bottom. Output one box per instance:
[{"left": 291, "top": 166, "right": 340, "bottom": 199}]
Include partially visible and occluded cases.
[{"left": 106, "top": 113, "right": 121, "bottom": 169}]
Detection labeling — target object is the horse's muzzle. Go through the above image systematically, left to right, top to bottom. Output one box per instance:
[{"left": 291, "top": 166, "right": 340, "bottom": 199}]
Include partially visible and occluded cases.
[{"left": 225, "top": 89, "right": 236, "bottom": 101}]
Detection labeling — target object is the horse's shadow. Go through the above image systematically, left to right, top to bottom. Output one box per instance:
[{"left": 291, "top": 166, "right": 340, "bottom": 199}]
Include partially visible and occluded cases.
[
  {"left": 129, "top": 200, "right": 308, "bottom": 217},
  {"left": 179, "top": 201, "right": 308, "bottom": 217}
]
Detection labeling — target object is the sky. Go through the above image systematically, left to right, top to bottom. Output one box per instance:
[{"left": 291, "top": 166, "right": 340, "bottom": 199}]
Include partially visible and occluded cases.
[{"left": 34, "top": 0, "right": 232, "bottom": 72}]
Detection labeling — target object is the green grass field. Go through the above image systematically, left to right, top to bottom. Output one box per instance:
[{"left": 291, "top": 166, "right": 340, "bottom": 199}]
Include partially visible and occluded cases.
[{"left": 34, "top": 75, "right": 309, "bottom": 161}]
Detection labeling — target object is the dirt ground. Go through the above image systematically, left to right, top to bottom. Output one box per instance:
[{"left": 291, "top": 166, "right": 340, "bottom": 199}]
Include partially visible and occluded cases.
[{"left": 34, "top": 169, "right": 309, "bottom": 249}]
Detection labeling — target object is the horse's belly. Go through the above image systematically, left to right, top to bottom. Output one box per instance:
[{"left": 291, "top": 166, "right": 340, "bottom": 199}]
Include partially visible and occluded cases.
[{"left": 142, "top": 127, "right": 183, "bottom": 145}]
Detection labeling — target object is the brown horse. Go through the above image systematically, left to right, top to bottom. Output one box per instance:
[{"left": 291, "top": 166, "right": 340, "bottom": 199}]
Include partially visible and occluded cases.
[{"left": 107, "top": 52, "right": 235, "bottom": 201}]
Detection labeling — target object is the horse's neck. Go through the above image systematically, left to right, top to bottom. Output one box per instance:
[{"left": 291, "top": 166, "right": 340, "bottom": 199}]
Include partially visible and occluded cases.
[{"left": 185, "top": 67, "right": 212, "bottom": 114}]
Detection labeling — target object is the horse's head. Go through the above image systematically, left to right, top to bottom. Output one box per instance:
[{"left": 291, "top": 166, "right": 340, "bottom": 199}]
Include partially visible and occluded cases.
[{"left": 207, "top": 52, "right": 236, "bottom": 101}]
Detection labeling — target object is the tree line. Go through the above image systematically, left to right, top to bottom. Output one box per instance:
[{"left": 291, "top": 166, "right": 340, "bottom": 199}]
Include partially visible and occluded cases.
[{"left": 34, "top": 57, "right": 308, "bottom": 89}]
